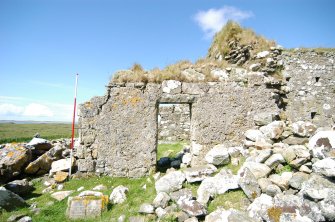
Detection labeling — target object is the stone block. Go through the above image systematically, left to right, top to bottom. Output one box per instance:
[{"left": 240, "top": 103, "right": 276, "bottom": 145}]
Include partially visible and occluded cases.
[
  {"left": 77, "top": 159, "right": 96, "bottom": 172},
  {"left": 66, "top": 195, "right": 108, "bottom": 219}
]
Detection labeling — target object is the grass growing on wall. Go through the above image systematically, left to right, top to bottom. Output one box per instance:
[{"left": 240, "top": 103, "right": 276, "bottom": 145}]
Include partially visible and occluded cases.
[
  {"left": 0, "top": 123, "right": 77, "bottom": 144},
  {"left": 157, "top": 142, "right": 186, "bottom": 160}
]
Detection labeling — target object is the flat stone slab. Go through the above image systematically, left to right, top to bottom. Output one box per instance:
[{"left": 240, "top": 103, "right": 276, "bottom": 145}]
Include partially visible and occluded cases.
[{"left": 66, "top": 195, "right": 109, "bottom": 219}]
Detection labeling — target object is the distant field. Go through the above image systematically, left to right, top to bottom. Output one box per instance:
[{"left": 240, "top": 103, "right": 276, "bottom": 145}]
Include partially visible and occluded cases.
[{"left": 0, "top": 123, "right": 78, "bottom": 144}]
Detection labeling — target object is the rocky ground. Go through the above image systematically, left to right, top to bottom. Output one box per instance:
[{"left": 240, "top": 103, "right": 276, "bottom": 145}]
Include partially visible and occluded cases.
[{"left": 1, "top": 117, "right": 335, "bottom": 221}]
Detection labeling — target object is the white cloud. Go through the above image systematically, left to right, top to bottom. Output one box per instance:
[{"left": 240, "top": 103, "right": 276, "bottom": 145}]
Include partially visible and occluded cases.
[
  {"left": 194, "top": 6, "right": 253, "bottom": 38},
  {"left": 0, "top": 103, "right": 24, "bottom": 115},
  {"left": 23, "top": 103, "right": 54, "bottom": 117}
]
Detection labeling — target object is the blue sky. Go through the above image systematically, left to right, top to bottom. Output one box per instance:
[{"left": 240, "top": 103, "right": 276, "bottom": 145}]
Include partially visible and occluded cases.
[{"left": 1, "top": 0, "right": 334, "bottom": 121}]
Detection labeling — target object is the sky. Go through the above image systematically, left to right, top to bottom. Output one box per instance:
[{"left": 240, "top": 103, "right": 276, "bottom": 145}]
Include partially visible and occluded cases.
[{"left": 1, "top": 0, "right": 334, "bottom": 122}]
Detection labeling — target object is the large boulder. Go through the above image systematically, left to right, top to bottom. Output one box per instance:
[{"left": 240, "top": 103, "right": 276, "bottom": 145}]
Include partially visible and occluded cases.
[
  {"left": 292, "top": 121, "right": 317, "bottom": 137},
  {"left": 27, "top": 138, "right": 52, "bottom": 151},
  {"left": 0, "top": 144, "right": 32, "bottom": 183},
  {"left": 24, "top": 152, "right": 54, "bottom": 175},
  {"left": 50, "top": 158, "right": 75, "bottom": 174},
  {"left": 238, "top": 167, "right": 261, "bottom": 200},
  {"left": 155, "top": 171, "right": 185, "bottom": 193},
  {"left": 299, "top": 174, "right": 335, "bottom": 201},
  {"left": 109, "top": 185, "right": 128, "bottom": 204},
  {"left": 0, "top": 187, "right": 28, "bottom": 211}
]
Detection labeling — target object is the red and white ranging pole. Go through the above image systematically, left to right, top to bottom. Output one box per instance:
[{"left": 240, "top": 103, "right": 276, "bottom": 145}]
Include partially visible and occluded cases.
[{"left": 69, "top": 73, "right": 79, "bottom": 178}]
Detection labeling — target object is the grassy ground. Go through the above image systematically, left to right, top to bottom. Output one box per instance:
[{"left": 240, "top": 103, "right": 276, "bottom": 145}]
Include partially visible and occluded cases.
[
  {"left": 0, "top": 123, "right": 77, "bottom": 143},
  {"left": 156, "top": 142, "right": 186, "bottom": 160},
  {"left": 0, "top": 176, "right": 157, "bottom": 222}
]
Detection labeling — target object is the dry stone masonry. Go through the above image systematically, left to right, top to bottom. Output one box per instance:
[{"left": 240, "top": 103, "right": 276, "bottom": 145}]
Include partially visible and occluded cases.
[{"left": 78, "top": 49, "right": 335, "bottom": 177}]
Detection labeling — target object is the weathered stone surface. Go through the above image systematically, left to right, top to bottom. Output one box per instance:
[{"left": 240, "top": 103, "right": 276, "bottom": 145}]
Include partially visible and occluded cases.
[
  {"left": 162, "top": 80, "right": 182, "bottom": 94},
  {"left": 253, "top": 112, "right": 274, "bottom": 126},
  {"left": 260, "top": 121, "right": 285, "bottom": 139},
  {"left": 292, "top": 121, "right": 317, "bottom": 137},
  {"left": 244, "top": 129, "right": 265, "bottom": 142},
  {"left": 308, "top": 131, "right": 335, "bottom": 159},
  {"left": 27, "top": 138, "right": 52, "bottom": 151},
  {"left": 0, "top": 144, "right": 32, "bottom": 182},
  {"left": 205, "top": 144, "right": 230, "bottom": 165},
  {"left": 24, "top": 152, "right": 53, "bottom": 175},
  {"left": 264, "top": 153, "right": 285, "bottom": 169},
  {"left": 50, "top": 158, "right": 74, "bottom": 174},
  {"left": 312, "top": 158, "right": 335, "bottom": 177},
  {"left": 77, "top": 159, "right": 95, "bottom": 172},
  {"left": 238, "top": 162, "right": 271, "bottom": 179},
  {"left": 183, "top": 165, "right": 217, "bottom": 183},
  {"left": 238, "top": 167, "right": 261, "bottom": 200},
  {"left": 197, "top": 169, "right": 239, "bottom": 205},
  {"left": 54, "top": 171, "right": 68, "bottom": 183},
  {"left": 155, "top": 171, "right": 185, "bottom": 193},
  {"left": 269, "top": 172, "right": 293, "bottom": 190},
  {"left": 289, "top": 172, "right": 310, "bottom": 190},
  {"left": 299, "top": 174, "right": 335, "bottom": 201},
  {"left": 4, "top": 179, "right": 33, "bottom": 196},
  {"left": 92, "top": 184, "right": 107, "bottom": 191},
  {"left": 266, "top": 184, "right": 282, "bottom": 197},
  {"left": 109, "top": 185, "right": 129, "bottom": 204},
  {"left": 0, "top": 187, "right": 27, "bottom": 211},
  {"left": 170, "top": 189, "right": 193, "bottom": 203},
  {"left": 51, "top": 190, "right": 74, "bottom": 201},
  {"left": 78, "top": 190, "right": 104, "bottom": 197},
  {"left": 319, "top": 190, "right": 335, "bottom": 221},
  {"left": 153, "top": 192, "right": 170, "bottom": 208},
  {"left": 247, "top": 194, "right": 274, "bottom": 222},
  {"left": 66, "top": 195, "right": 108, "bottom": 219},
  {"left": 177, "top": 196, "right": 207, "bottom": 217},
  {"left": 138, "top": 203, "right": 154, "bottom": 214},
  {"left": 206, "top": 208, "right": 256, "bottom": 222},
  {"left": 17, "top": 216, "right": 32, "bottom": 222},
  {"left": 128, "top": 216, "right": 146, "bottom": 222},
  {"left": 185, "top": 217, "right": 198, "bottom": 222}
]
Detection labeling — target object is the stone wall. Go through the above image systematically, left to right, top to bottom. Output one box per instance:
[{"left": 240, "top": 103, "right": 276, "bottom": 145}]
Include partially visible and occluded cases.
[
  {"left": 78, "top": 51, "right": 335, "bottom": 177},
  {"left": 158, "top": 104, "right": 190, "bottom": 142}
]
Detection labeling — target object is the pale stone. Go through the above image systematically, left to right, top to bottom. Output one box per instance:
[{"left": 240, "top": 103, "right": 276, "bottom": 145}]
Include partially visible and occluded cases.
[{"left": 51, "top": 190, "right": 73, "bottom": 201}]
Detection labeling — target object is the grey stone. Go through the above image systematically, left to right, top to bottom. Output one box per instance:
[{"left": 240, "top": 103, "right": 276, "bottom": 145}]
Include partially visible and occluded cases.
[
  {"left": 256, "top": 51, "right": 270, "bottom": 58},
  {"left": 249, "top": 63, "right": 262, "bottom": 72},
  {"left": 162, "top": 80, "right": 182, "bottom": 94},
  {"left": 253, "top": 112, "right": 274, "bottom": 126},
  {"left": 259, "top": 121, "right": 285, "bottom": 139},
  {"left": 292, "top": 121, "right": 317, "bottom": 137},
  {"left": 244, "top": 129, "right": 265, "bottom": 142},
  {"left": 308, "top": 131, "right": 335, "bottom": 159},
  {"left": 283, "top": 136, "right": 309, "bottom": 145},
  {"left": 27, "top": 137, "right": 52, "bottom": 151},
  {"left": 0, "top": 144, "right": 32, "bottom": 183},
  {"left": 205, "top": 145, "right": 230, "bottom": 166},
  {"left": 291, "top": 145, "right": 311, "bottom": 159},
  {"left": 264, "top": 153, "right": 286, "bottom": 168},
  {"left": 50, "top": 158, "right": 74, "bottom": 174},
  {"left": 290, "top": 158, "right": 308, "bottom": 169},
  {"left": 312, "top": 158, "right": 335, "bottom": 177},
  {"left": 77, "top": 159, "right": 95, "bottom": 172},
  {"left": 238, "top": 162, "right": 272, "bottom": 179},
  {"left": 183, "top": 165, "right": 217, "bottom": 183},
  {"left": 238, "top": 167, "right": 261, "bottom": 200},
  {"left": 197, "top": 169, "right": 239, "bottom": 205},
  {"left": 155, "top": 171, "right": 185, "bottom": 193},
  {"left": 269, "top": 172, "right": 293, "bottom": 190},
  {"left": 289, "top": 172, "right": 310, "bottom": 190},
  {"left": 299, "top": 174, "right": 335, "bottom": 201},
  {"left": 258, "top": 178, "right": 272, "bottom": 193},
  {"left": 4, "top": 179, "right": 33, "bottom": 196},
  {"left": 92, "top": 184, "right": 107, "bottom": 191},
  {"left": 266, "top": 184, "right": 282, "bottom": 197},
  {"left": 109, "top": 185, "right": 128, "bottom": 204},
  {"left": 0, "top": 187, "right": 27, "bottom": 211},
  {"left": 170, "top": 189, "right": 193, "bottom": 203},
  {"left": 51, "top": 190, "right": 74, "bottom": 201},
  {"left": 319, "top": 190, "right": 335, "bottom": 221},
  {"left": 153, "top": 192, "right": 170, "bottom": 208},
  {"left": 247, "top": 194, "right": 274, "bottom": 222},
  {"left": 66, "top": 195, "right": 108, "bottom": 219},
  {"left": 177, "top": 196, "right": 207, "bottom": 217},
  {"left": 138, "top": 203, "right": 154, "bottom": 214},
  {"left": 155, "top": 207, "right": 167, "bottom": 218},
  {"left": 205, "top": 208, "right": 257, "bottom": 222},
  {"left": 7, "top": 214, "right": 26, "bottom": 222},
  {"left": 118, "top": 214, "right": 126, "bottom": 222},
  {"left": 17, "top": 216, "right": 32, "bottom": 222},
  {"left": 129, "top": 216, "right": 146, "bottom": 222},
  {"left": 185, "top": 217, "right": 198, "bottom": 222}
]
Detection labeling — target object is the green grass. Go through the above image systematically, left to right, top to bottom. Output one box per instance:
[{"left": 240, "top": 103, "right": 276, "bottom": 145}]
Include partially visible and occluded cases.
[
  {"left": 0, "top": 123, "right": 77, "bottom": 143},
  {"left": 156, "top": 142, "right": 186, "bottom": 160},
  {"left": 275, "top": 164, "right": 292, "bottom": 175},
  {"left": 0, "top": 175, "right": 157, "bottom": 222},
  {"left": 208, "top": 190, "right": 248, "bottom": 213}
]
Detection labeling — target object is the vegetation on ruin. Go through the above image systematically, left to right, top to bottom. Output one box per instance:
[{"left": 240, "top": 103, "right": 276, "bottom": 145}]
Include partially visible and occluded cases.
[
  {"left": 208, "top": 21, "right": 275, "bottom": 59},
  {"left": 0, "top": 123, "right": 77, "bottom": 144},
  {"left": 156, "top": 142, "right": 186, "bottom": 160},
  {"left": 208, "top": 190, "right": 248, "bottom": 213}
]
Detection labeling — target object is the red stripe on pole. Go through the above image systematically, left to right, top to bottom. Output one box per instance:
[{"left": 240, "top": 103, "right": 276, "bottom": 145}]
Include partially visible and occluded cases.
[{"left": 71, "top": 74, "right": 79, "bottom": 150}]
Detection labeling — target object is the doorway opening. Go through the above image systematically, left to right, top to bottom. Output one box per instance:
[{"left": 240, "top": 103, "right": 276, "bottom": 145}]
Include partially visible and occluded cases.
[{"left": 156, "top": 103, "right": 191, "bottom": 172}]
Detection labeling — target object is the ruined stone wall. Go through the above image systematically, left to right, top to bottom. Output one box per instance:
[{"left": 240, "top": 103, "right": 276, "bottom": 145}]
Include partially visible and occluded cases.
[
  {"left": 78, "top": 51, "right": 335, "bottom": 177},
  {"left": 282, "top": 51, "right": 335, "bottom": 127},
  {"left": 158, "top": 104, "right": 190, "bottom": 142}
]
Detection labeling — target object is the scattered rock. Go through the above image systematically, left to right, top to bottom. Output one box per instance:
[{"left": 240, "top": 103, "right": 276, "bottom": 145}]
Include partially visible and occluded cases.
[
  {"left": 256, "top": 51, "right": 270, "bottom": 59},
  {"left": 253, "top": 112, "right": 274, "bottom": 126},
  {"left": 259, "top": 121, "right": 285, "bottom": 140},
  {"left": 292, "top": 121, "right": 317, "bottom": 137},
  {"left": 244, "top": 130, "right": 265, "bottom": 142},
  {"left": 308, "top": 131, "right": 335, "bottom": 159},
  {"left": 27, "top": 138, "right": 52, "bottom": 151},
  {"left": 205, "top": 144, "right": 230, "bottom": 166},
  {"left": 24, "top": 152, "right": 53, "bottom": 175},
  {"left": 264, "top": 153, "right": 285, "bottom": 169},
  {"left": 50, "top": 158, "right": 74, "bottom": 174},
  {"left": 312, "top": 158, "right": 335, "bottom": 177},
  {"left": 238, "top": 162, "right": 271, "bottom": 179},
  {"left": 183, "top": 165, "right": 217, "bottom": 183},
  {"left": 238, "top": 167, "right": 261, "bottom": 200},
  {"left": 54, "top": 171, "right": 69, "bottom": 183},
  {"left": 155, "top": 171, "right": 185, "bottom": 193},
  {"left": 269, "top": 172, "right": 293, "bottom": 190},
  {"left": 289, "top": 172, "right": 310, "bottom": 190},
  {"left": 4, "top": 179, "right": 33, "bottom": 196},
  {"left": 92, "top": 184, "right": 107, "bottom": 191},
  {"left": 109, "top": 185, "right": 129, "bottom": 204},
  {"left": 0, "top": 187, "right": 27, "bottom": 211},
  {"left": 170, "top": 189, "right": 193, "bottom": 203},
  {"left": 51, "top": 190, "right": 74, "bottom": 201},
  {"left": 78, "top": 190, "right": 103, "bottom": 197},
  {"left": 153, "top": 192, "right": 170, "bottom": 208},
  {"left": 247, "top": 194, "right": 274, "bottom": 222},
  {"left": 66, "top": 195, "right": 108, "bottom": 219},
  {"left": 177, "top": 196, "right": 207, "bottom": 217},
  {"left": 138, "top": 203, "right": 154, "bottom": 214},
  {"left": 206, "top": 208, "right": 256, "bottom": 222},
  {"left": 7, "top": 213, "right": 26, "bottom": 222},
  {"left": 17, "top": 216, "right": 32, "bottom": 222}
]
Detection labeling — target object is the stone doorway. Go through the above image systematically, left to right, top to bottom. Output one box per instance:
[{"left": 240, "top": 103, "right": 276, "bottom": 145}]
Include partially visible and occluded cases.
[{"left": 156, "top": 103, "right": 191, "bottom": 171}]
